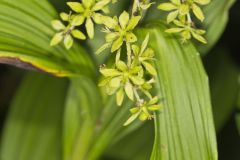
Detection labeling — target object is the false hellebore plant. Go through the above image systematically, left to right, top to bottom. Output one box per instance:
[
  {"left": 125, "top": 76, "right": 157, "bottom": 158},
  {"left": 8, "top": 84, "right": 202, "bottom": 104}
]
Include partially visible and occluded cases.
[{"left": 50, "top": 0, "right": 210, "bottom": 126}]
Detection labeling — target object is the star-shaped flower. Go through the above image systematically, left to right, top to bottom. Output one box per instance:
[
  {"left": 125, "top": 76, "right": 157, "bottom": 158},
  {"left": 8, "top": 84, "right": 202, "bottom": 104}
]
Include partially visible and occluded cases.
[
  {"left": 67, "top": 0, "right": 112, "bottom": 39},
  {"left": 158, "top": 0, "right": 190, "bottom": 23},
  {"left": 158, "top": 0, "right": 210, "bottom": 23},
  {"left": 96, "top": 11, "right": 141, "bottom": 54},
  {"left": 50, "top": 15, "right": 86, "bottom": 49},
  {"left": 165, "top": 20, "right": 206, "bottom": 44},
  {"left": 132, "top": 34, "right": 157, "bottom": 76},
  {"left": 99, "top": 60, "right": 145, "bottom": 105},
  {"left": 124, "top": 96, "right": 161, "bottom": 126}
]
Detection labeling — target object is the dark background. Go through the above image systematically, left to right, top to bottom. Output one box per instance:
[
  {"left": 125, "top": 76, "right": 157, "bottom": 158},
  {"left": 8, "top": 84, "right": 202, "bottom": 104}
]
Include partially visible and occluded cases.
[{"left": 0, "top": 1, "right": 240, "bottom": 160}]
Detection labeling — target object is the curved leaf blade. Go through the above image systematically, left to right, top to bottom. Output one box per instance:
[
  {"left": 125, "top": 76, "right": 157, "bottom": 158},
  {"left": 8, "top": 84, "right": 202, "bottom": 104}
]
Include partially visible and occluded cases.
[
  {"left": 0, "top": 0, "right": 95, "bottom": 77},
  {"left": 136, "top": 22, "right": 217, "bottom": 160},
  {"left": 0, "top": 73, "right": 68, "bottom": 160},
  {"left": 64, "top": 78, "right": 102, "bottom": 160}
]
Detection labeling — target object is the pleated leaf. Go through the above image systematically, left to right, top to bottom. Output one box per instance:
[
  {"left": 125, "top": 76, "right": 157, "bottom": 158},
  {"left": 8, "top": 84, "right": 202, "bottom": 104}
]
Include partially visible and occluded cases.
[
  {"left": 0, "top": 0, "right": 95, "bottom": 77},
  {"left": 136, "top": 22, "right": 217, "bottom": 160},
  {"left": 0, "top": 73, "right": 68, "bottom": 160},
  {"left": 63, "top": 78, "right": 102, "bottom": 160}
]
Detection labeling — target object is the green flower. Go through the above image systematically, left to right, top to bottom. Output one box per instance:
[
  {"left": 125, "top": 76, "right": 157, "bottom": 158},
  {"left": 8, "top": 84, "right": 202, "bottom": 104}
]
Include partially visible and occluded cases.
[
  {"left": 67, "top": 0, "right": 111, "bottom": 39},
  {"left": 132, "top": 0, "right": 155, "bottom": 16},
  {"left": 158, "top": 0, "right": 190, "bottom": 23},
  {"left": 158, "top": 0, "right": 210, "bottom": 23},
  {"left": 186, "top": 0, "right": 211, "bottom": 22},
  {"left": 96, "top": 11, "right": 141, "bottom": 54},
  {"left": 50, "top": 17, "right": 86, "bottom": 49},
  {"left": 166, "top": 20, "right": 207, "bottom": 44},
  {"left": 132, "top": 34, "right": 157, "bottom": 76},
  {"left": 99, "top": 61, "right": 145, "bottom": 105},
  {"left": 124, "top": 96, "right": 161, "bottom": 126}
]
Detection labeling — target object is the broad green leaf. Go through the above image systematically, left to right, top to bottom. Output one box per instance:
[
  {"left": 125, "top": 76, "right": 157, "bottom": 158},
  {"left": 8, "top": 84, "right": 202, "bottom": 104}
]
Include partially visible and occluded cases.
[
  {"left": 0, "top": 0, "right": 95, "bottom": 78},
  {"left": 136, "top": 22, "right": 217, "bottom": 160},
  {"left": 204, "top": 50, "right": 239, "bottom": 131},
  {"left": 0, "top": 51, "right": 78, "bottom": 77},
  {"left": 0, "top": 72, "right": 68, "bottom": 160},
  {"left": 63, "top": 78, "right": 102, "bottom": 160}
]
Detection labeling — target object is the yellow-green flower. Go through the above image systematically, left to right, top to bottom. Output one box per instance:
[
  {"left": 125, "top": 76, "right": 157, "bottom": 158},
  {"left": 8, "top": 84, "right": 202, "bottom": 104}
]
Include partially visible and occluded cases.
[
  {"left": 67, "top": 0, "right": 111, "bottom": 39},
  {"left": 132, "top": 0, "right": 155, "bottom": 16},
  {"left": 158, "top": 0, "right": 190, "bottom": 23},
  {"left": 158, "top": 0, "right": 210, "bottom": 23},
  {"left": 187, "top": 0, "right": 211, "bottom": 22},
  {"left": 96, "top": 11, "right": 141, "bottom": 54},
  {"left": 50, "top": 19, "right": 86, "bottom": 49},
  {"left": 166, "top": 20, "right": 207, "bottom": 44},
  {"left": 132, "top": 34, "right": 157, "bottom": 76},
  {"left": 99, "top": 61, "right": 145, "bottom": 105},
  {"left": 124, "top": 96, "right": 161, "bottom": 126}
]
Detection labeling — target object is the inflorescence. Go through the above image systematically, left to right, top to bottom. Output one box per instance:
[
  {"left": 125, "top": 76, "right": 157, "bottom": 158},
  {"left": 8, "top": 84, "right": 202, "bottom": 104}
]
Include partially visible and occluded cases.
[{"left": 50, "top": 0, "right": 210, "bottom": 126}]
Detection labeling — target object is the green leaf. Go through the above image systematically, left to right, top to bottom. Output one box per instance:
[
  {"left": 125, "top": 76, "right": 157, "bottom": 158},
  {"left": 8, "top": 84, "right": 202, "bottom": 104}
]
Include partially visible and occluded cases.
[
  {"left": 0, "top": 0, "right": 95, "bottom": 78},
  {"left": 136, "top": 22, "right": 217, "bottom": 160},
  {"left": 0, "top": 51, "right": 78, "bottom": 77},
  {"left": 0, "top": 72, "right": 68, "bottom": 160},
  {"left": 63, "top": 78, "right": 102, "bottom": 160}
]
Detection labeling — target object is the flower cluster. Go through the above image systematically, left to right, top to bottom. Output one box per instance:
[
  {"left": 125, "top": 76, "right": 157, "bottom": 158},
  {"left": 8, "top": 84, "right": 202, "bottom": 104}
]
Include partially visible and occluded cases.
[
  {"left": 50, "top": 0, "right": 113, "bottom": 49},
  {"left": 50, "top": 0, "right": 160, "bottom": 126},
  {"left": 98, "top": 0, "right": 161, "bottom": 125},
  {"left": 158, "top": 0, "right": 210, "bottom": 43}
]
